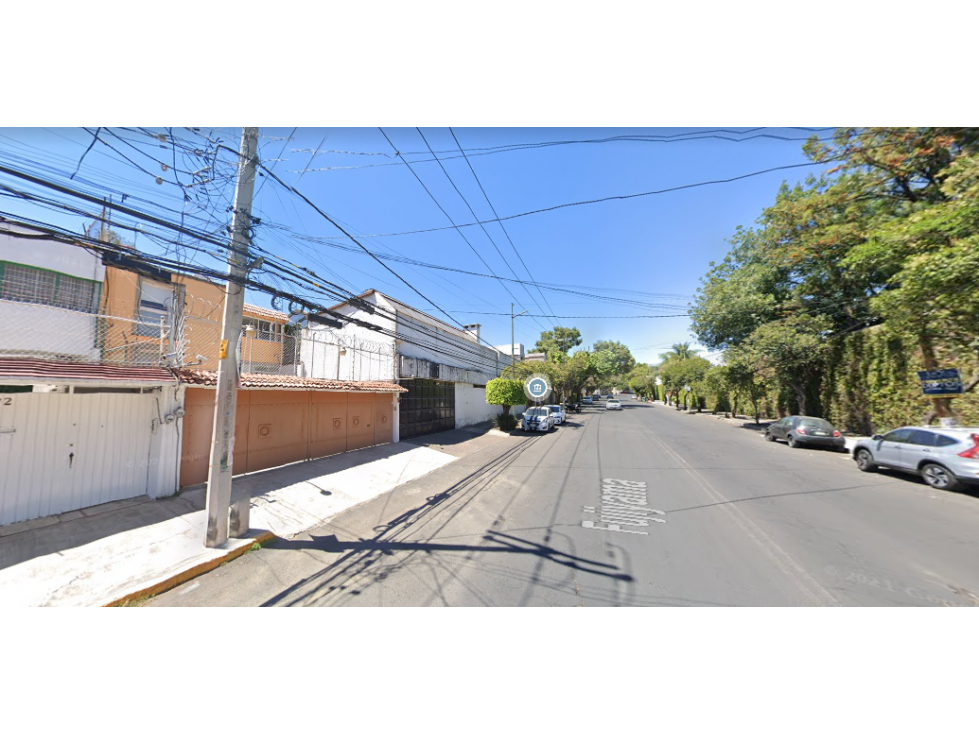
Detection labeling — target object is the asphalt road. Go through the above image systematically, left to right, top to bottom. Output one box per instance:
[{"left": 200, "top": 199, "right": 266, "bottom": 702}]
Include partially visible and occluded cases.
[{"left": 146, "top": 400, "right": 979, "bottom": 606}]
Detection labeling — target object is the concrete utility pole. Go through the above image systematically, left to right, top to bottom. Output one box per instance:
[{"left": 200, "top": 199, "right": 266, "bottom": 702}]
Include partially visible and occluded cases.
[
  {"left": 204, "top": 127, "right": 259, "bottom": 548},
  {"left": 510, "top": 303, "right": 527, "bottom": 377}
]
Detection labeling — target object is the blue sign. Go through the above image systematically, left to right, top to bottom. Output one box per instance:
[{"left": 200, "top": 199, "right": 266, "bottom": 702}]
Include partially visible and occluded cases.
[
  {"left": 918, "top": 368, "right": 963, "bottom": 396},
  {"left": 917, "top": 369, "right": 960, "bottom": 381},
  {"left": 528, "top": 378, "right": 547, "bottom": 397}
]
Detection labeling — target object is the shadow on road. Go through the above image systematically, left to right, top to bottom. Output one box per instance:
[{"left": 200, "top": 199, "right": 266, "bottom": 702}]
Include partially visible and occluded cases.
[{"left": 257, "top": 438, "right": 631, "bottom": 607}]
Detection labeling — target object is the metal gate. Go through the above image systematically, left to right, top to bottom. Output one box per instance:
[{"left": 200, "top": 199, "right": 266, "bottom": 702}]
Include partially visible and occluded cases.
[
  {"left": 398, "top": 379, "right": 455, "bottom": 440},
  {"left": 179, "top": 388, "right": 396, "bottom": 488},
  {"left": 0, "top": 391, "right": 155, "bottom": 526}
]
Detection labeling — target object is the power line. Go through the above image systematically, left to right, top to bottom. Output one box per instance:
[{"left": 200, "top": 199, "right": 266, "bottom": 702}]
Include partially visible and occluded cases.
[
  {"left": 376, "top": 127, "right": 547, "bottom": 334},
  {"left": 413, "top": 127, "right": 556, "bottom": 329},
  {"left": 447, "top": 127, "right": 560, "bottom": 327},
  {"left": 354, "top": 160, "right": 830, "bottom": 240}
]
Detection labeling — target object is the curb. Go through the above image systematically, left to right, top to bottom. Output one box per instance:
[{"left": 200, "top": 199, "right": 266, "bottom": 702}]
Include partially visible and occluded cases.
[{"left": 103, "top": 530, "right": 277, "bottom": 607}]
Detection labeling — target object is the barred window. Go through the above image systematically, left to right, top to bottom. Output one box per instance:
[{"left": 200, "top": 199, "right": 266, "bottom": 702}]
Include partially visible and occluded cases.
[
  {"left": 0, "top": 262, "right": 99, "bottom": 313},
  {"left": 135, "top": 278, "right": 174, "bottom": 337},
  {"left": 242, "top": 316, "right": 282, "bottom": 342}
]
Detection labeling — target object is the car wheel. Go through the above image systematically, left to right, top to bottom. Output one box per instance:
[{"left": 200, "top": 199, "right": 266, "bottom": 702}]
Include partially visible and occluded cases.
[
  {"left": 764, "top": 431, "right": 776, "bottom": 442},
  {"left": 787, "top": 434, "right": 800, "bottom": 449},
  {"left": 854, "top": 448, "right": 877, "bottom": 472},
  {"left": 921, "top": 463, "right": 959, "bottom": 491}
]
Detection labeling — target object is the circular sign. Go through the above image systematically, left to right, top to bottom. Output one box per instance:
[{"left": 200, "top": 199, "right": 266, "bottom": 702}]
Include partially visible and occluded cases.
[{"left": 524, "top": 374, "right": 551, "bottom": 402}]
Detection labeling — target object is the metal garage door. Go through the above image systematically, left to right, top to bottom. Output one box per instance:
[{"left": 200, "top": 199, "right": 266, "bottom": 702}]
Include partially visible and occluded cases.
[
  {"left": 398, "top": 379, "right": 455, "bottom": 440},
  {"left": 180, "top": 389, "right": 396, "bottom": 488},
  {"left": 0, "top": 391, "right": 155, "bottom": 526}
]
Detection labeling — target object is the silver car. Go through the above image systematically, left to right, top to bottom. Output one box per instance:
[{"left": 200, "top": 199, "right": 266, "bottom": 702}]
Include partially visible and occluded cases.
[{"left": 852, "top": 426, "right": 979, "bottom": 490}]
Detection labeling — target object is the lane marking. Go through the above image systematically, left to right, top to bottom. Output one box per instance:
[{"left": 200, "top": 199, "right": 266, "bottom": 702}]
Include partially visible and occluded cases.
[
  {"left": 637, "top": 418, "right": 840, "bottom": 606},
  {"left": 582, "top": 478, "right": 666, "bottom": 535}
]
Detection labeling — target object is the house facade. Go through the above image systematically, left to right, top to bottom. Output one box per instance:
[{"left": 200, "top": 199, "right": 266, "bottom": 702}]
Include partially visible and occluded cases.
[
  {"left": 0, "top": 226, "right": 405, "bottom": 527},
  {"left": 301, "top": 290, "right": 507, "bottom": 440}
]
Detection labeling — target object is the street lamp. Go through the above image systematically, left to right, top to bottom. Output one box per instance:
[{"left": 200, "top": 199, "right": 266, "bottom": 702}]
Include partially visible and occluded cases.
[{"left": 511, "top": 303, "right": 528, "bottom": 377}]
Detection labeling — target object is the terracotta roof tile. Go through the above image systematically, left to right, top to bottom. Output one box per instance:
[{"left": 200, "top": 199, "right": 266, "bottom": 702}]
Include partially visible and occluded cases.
[
  {"left": 243, "top": 304, "right": 290, "bottom": 322},
  {"left": 0, "top": 358, "right": 176, "bottom": 384},
  {"left": 177, "top": 369, "right": 406, "bottom": 393}
]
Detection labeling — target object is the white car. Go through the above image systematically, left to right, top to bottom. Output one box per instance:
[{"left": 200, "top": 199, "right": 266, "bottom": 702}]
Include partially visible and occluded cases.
[
  {"left": 606, "top": 399, "right": 622, "bottom": 410},
  {"left": 544, "top": 404, "right": 566, "bottom": 425},
  {"left": 521, "top": 406, "right": 553, "bottom": 432},
  {"left": 852, "top": 426, "right": 979, "bottom": 490}
]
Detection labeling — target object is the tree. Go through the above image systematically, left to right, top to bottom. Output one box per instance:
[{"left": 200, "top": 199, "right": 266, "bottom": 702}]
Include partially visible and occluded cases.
[
  {"left": 535, "top": 326, "right": 582, "bottom": 362},
  {"left": 592, "top": 340, "right": 635, "bottom": 375},
  {"left": 658, "top": 342, "right": 702, "bottom": 362},
  {"left": 658, "top": 356, "right": 711, "bottom": 409},
  {"left": 628, "top": 363, "right": 659, "bottom": 399},
  {"left": 485, "top": 378, "right": 526, "bottom": 422}
]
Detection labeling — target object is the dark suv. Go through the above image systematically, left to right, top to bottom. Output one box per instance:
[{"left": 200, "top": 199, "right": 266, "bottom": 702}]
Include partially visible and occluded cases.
[{"left": 765, "top": 415, "right": 845, "bottom": 451}]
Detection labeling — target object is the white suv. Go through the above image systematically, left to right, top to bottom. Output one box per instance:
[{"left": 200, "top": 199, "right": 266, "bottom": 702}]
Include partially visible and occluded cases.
[{"left": 852, "top": 426, "right": 979, "bottom": 490}]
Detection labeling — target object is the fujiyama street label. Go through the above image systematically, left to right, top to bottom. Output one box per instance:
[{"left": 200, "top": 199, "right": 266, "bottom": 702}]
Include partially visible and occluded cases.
[{"left": 581, "top": 478, "right": 665, "bottom": 535}]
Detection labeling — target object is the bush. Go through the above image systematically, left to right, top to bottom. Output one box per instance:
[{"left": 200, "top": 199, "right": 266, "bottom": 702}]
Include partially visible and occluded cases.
[{"left": 494, "top": 412, "right": 518, "bottom": 431}]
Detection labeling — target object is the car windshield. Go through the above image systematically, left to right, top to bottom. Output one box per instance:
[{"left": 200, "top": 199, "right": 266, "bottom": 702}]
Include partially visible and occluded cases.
[
  {"left": 525, "top": 408, "right": 548, "bottom": 417},
  {"left": 798, "top": 418, "right": 833, "bottom": 430}
]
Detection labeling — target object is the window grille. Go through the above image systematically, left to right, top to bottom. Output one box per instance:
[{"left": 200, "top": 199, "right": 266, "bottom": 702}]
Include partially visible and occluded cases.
[{"left": 0, "top": 262, "right": 100, "bottom": 313}]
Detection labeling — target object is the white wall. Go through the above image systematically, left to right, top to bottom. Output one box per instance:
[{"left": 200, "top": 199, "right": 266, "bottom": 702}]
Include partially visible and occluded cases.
[
  {"left": 0, "top": 226, "right": 105, "bottom": 282},
  {"left": 0, "top": 227, "right": 105, "bottom": 362},
  {"left": 0, "top": 301, "right": 101, "bottom": 361},
  {"left": 300, "top": 301, "right": 395, "bottom": 382},
  {"left": 397, "top": 313, "right": 501, "bottom": 383},
  {"left": 454, "top": 383, "right": 498, "bottom": 427}
]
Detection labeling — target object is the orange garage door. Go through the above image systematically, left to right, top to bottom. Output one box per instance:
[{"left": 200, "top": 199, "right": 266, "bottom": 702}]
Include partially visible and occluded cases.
[{"left": 180, "top": 388, "right": 395, "bottom": 488}]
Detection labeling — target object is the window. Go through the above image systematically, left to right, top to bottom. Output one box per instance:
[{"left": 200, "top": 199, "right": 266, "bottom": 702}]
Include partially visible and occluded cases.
[
  {"left": 0, "top": 262, "right": 100, "bottom": 313},
  {"left": 135, "top": 278, "right": 174, "bottom": 337},
  {"left": 242, "top": 317, "right": 282, "bottom": 342},
  {"left": 798, "top": 418, "right": 834, "bottom": 430},
  {"left": 881, "top": 428, "right": 913, "bottom": 444},
  {"left": 906, "top": 430, "right": 937, "bottom": 446},
  {"left": 935, "top": 434, "right": 959, "bottom": 447}
]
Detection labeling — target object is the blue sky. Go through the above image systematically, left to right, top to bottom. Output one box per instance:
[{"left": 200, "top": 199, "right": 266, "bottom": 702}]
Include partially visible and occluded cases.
[{"left": 0, "top": 126, "right": 832, "bottom": 364}]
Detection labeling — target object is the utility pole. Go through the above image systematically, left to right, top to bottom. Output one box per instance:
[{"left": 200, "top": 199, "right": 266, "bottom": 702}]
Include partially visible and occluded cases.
[
  {"left": 204, "top": 127, "right": 259, "bottom": 548},
  {"left": 510, "top": 303, "right": 527, "bottom": 378}
]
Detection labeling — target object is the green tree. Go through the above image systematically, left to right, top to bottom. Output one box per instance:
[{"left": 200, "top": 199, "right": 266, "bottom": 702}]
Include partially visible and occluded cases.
[
  {"left": 535, "top": 326, "right": 583, "bottom": 362},
  {"left": 592, "top": 340, "right": 635, "bottom": 375},
  {"left": 658, "top": 342, "right": 702, "bottom": 362},
  {"left": 659, "top": 356, "right": 711, "bottom": 409},
  {"left": 485, "top": 378, "right": 526, "bottom": 427}
]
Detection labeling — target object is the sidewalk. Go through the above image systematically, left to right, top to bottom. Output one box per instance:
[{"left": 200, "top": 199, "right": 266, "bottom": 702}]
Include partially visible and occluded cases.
[{"left": 0, "top": 422, "right": 506, "bottom": 607}]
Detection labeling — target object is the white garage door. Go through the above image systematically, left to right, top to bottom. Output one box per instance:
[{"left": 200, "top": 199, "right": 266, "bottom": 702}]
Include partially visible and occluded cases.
[{"left": 0, "top": 391, "right": 155, "bottom": 526}]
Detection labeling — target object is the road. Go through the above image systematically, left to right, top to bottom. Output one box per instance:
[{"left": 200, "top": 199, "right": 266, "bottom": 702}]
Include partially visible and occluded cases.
[{"left": 146, "top": 399, "right": 979, "bottom": 606}]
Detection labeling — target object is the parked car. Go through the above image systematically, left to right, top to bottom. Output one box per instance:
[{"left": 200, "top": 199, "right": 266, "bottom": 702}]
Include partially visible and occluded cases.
[
  {"left": 582, "top": 396, "right": 593, "bottom": 405},
  {"left": 606, "top": 399, "right": 622, "bottom": 411},
  {"left": 545, "top": 404, "right": 566, "bottom": 425},
  {"left": 521, "top": 406, "right": 553, "bottom": 432},
  {"left": 765, "top": 415, "right": 845, "bottom": 450},
  {"left": 852, "top": 426, "right": 979, "bottom": 490}
]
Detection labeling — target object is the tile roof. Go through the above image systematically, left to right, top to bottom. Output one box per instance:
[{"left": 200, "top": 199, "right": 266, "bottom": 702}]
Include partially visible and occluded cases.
[
  {"left": 243, "top": 304, "right": 290, "bottom": 322},
  {"left": 0, "top": 358, "right": 176, "bottom": 384},
  {"left": 177, "top": 369, "right": 406, "bottom": 393}
]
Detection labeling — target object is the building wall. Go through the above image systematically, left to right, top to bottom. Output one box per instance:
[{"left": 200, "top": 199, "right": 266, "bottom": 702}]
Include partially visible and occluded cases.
[
  {"left": 0, "top": 226, "right": 105, "bottom": 281},
  {"left": 0, "top": 228, "right": 104, "bottom": 362},
  {"left": 101, "top": 266, "right": 286, "bottom": 370},
  {"left": 300, "top": 299, "right": 395, "bottom": 381},
  {"left": 454, "top": 383, "right": 495, "bottom": 427}
]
